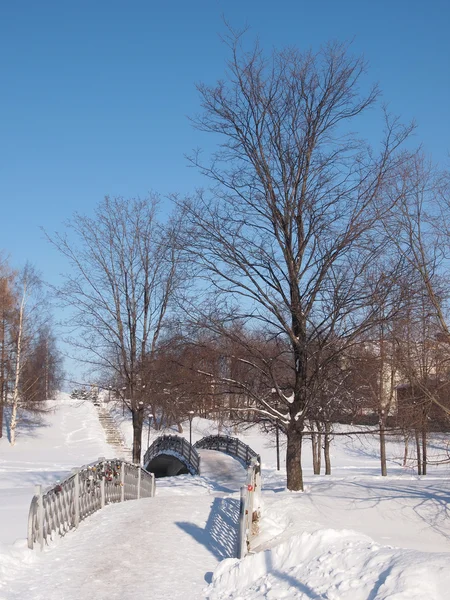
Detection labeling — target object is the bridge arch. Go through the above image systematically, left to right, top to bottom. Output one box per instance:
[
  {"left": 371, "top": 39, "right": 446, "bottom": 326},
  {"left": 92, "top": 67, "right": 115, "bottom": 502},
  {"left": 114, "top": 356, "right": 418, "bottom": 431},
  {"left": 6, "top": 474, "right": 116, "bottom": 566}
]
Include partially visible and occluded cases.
[
  {"left": 143, "top": 435, "right": 200, "bottom": 477},
  {"left": 194, "top": 435, "right": 260, "bottom": 468}
]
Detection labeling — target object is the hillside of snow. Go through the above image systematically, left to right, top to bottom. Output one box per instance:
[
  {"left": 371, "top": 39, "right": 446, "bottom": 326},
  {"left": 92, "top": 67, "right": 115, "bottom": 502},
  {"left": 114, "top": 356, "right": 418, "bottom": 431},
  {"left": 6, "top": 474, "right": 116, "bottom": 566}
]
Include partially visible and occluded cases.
[{"left": 1, "top": 396, "right": 450, "bottom": 599}]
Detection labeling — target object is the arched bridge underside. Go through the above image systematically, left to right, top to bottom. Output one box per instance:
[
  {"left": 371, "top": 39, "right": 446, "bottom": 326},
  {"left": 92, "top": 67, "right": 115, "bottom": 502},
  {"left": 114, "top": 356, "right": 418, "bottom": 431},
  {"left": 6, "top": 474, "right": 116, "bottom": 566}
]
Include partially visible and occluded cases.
[
  {"left": 143, "top": 434, "right": 259, "bottom": 478},
  {"left": 143, "top": 435, "right": 200, "bottom": 477}
]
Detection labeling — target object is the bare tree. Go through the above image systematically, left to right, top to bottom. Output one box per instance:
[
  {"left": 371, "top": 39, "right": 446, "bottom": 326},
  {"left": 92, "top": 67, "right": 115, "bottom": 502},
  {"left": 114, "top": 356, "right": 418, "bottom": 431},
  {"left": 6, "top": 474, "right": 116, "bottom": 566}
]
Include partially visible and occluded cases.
[
  {"left": 180, "top": 33, "right": 414, "bottom": 490},
  {"left": 386, "top": 153, "right": 450, "bottom": 422},
  {"left": 388, "top": 155, "right": 450, "bottom": 340},
  {"left": 48, "top": 196, "right": 181, "bottom": 462},
  {"left": 0, "top": 259, "right": 15, "bottom": 438},
  {"left": 9, "top": 264, "right": 50, "bottom": 445},
  {"left": 394, "top": 291, "right": 450, "bottom": 474},
  {"left": 19, "top": 325, "right": 64, "bottom": 405}
]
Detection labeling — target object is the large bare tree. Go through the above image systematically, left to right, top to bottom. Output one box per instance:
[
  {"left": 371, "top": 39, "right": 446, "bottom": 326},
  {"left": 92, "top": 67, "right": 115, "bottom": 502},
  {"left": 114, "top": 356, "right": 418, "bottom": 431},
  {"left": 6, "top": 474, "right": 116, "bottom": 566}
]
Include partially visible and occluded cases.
[
  {"left": 181, "top": 34, "right": 414, "bottom": 490},
  {"left": 49, "top": 196, "right": 181, "bottom": 462}
]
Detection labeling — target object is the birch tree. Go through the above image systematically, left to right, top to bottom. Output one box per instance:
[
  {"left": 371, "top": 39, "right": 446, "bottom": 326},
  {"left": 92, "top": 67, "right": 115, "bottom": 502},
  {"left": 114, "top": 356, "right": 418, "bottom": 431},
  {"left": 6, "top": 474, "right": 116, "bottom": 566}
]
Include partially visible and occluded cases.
[
  {"left": 0, "top": 261, "right": 15, "bottom": 438},
  {"left": 9, "top": 264, "right": 44, "bottom": 445}
]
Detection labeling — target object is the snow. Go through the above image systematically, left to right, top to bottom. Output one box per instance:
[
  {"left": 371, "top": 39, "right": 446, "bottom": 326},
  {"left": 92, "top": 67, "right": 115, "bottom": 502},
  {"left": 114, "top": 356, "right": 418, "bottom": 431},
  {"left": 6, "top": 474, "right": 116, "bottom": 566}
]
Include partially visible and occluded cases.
[
  {"left": 0, "top": 395, "right": 112, "bottom": 545},
  {"left": 1, "top": 397, "right": 450, "bottom": 599},
  {"left": 3, "top": 496, "right": 225, "bottom": 600},
  {"left": 208, "top": 529, "right": 450, "bottom": 599}
]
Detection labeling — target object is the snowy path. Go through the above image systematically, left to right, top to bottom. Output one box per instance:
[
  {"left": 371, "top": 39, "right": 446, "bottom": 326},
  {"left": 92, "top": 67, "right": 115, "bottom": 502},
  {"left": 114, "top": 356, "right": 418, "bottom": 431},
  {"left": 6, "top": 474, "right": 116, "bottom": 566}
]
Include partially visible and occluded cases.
[
  {"left": 2, "top": 449, "right": 246, "bottom": 600},
  {"left": 4, "top": 495, "right": 233, "bottom": 600}
]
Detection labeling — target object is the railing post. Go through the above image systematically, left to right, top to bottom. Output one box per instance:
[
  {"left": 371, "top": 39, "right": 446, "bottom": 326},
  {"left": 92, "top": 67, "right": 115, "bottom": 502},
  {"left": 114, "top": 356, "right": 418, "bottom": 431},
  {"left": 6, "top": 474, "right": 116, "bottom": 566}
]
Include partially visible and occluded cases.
[
  {"left": 97, "top": 457, "right": 106, "bottom": 509},
  {"left": 255, "top": 458, "right": 261, "bottom": 512},
  {"left": 120, "top": 461, "right": 125, "bottom": 502},
  {"left": 137, "top": 466, "right": 141, "bottom": 499},
  {"left": 73, "top": 469, "right": 80, "bottom": 527},
  {"left": 151, "top": 472, "right": 156, "bottom": 497},
  {"left": 100, "top": 475, "right": 105, "bottom": 508},
  {"left": 248, "top": 483, "right": 254, "bottom": 545},
  {"left": 35, "top": 484, "right": 44, "bottom": 551},
  {"left": 238, "top": 486, "right": 247, "bottom": 559}
]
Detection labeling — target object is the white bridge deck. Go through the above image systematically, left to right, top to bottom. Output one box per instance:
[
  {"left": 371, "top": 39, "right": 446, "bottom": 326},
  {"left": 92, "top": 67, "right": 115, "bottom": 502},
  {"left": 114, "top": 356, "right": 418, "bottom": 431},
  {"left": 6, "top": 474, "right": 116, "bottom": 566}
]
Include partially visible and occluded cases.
[{"left": 4, "top": 451, "right": 247, "bottom": 600}]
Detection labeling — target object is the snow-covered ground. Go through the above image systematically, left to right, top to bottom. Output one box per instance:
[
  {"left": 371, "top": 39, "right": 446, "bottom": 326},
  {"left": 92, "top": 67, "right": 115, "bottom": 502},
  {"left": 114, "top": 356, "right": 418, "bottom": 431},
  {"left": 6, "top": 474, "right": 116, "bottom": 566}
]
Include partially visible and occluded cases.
[
  {"left": 0, "top": 396, "right": 113, "bottom": 545},
  {"left": 1, "top": 397, "right": 450, "bottom": 599}
]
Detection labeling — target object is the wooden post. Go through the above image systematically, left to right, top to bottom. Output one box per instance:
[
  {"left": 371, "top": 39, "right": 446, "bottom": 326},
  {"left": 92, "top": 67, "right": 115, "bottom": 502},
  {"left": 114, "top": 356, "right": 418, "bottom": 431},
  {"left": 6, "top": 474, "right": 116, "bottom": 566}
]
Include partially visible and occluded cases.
[{"left": 120, "top": 462, "right": 125, "bottom": 502}]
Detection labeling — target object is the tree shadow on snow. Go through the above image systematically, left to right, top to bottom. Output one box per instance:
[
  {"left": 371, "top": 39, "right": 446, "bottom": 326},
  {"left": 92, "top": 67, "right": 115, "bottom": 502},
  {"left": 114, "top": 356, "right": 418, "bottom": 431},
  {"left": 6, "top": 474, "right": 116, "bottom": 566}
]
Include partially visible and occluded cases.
[
  {"left": 2, "top": 406, "right": 50, "bottom": 442},
  {"left": 329, "top": 479, "right": 450, "bottom": 542},
  {"left": 175, "top": 497, "right": 240, "bottom": 560},
  {"left": 264, "top": 551, "right": 325, "bottom": 599}
]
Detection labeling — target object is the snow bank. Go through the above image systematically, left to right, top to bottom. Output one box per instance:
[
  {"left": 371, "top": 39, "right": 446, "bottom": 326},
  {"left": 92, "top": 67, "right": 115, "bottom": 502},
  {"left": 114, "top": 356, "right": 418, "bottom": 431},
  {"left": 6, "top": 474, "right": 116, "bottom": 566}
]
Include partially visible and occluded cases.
[{"left": 207, "top": 528, "right": 450, "bottom": 599}]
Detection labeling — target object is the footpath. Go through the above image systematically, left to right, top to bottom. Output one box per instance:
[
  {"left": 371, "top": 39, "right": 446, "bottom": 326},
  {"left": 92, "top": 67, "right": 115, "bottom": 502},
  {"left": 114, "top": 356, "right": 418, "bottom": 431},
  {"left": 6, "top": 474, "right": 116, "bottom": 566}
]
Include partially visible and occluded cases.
[{"left": 3, "top": 451, "right": 246, "bottom": 600}]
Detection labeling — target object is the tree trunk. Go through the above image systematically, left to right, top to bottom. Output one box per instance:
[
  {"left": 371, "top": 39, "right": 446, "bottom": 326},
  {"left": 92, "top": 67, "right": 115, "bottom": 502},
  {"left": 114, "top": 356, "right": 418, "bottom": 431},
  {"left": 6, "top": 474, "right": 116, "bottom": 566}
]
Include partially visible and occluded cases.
[
  {"left": 10, "top": 286, "right": 26, "bottom": 446},
  {"left": 0, "top": 315, "right": 5, "bottom": 439},
  {"left": 45, "top": 337, "right": 49, "bottom": 400},
  {"left": 132, "top": 404, "right": 145, "bottom": 464},
  {"left": 379, "top": 410, "right": 387, "bottom": 476},
  {"left": 311, "top": 422, "right": 321, "bottom": 475},
  {"left": 324, "top": 422, "right": 332, "bottom": 475},
  {"left": 286, "top": 423, "right": 303, "bottom": 491},
  {"left": 421, "top": 425, "right": 427, "bottom": 476},
  {"left": 415, "top": 428, "right": 422, "bottom": 475},
  {"left": 402, "top": 433, "right": 409, "bottom": 467}
]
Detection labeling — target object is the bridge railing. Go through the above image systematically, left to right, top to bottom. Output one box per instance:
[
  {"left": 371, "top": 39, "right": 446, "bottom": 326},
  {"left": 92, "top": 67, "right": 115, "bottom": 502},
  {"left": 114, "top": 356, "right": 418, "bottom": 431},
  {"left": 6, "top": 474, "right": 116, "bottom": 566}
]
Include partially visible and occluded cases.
[
  {"left": 194, "top": 434, "right": 260, "bottom": 468},
  {"left": 143, "top": 435, "right": 200, "bottom": 475},
  {"left": 238, "top": 456, "right": 262, "bottom": 558},
  {"left": 28, "top": 458, "right": 155, "bottom": 550}
]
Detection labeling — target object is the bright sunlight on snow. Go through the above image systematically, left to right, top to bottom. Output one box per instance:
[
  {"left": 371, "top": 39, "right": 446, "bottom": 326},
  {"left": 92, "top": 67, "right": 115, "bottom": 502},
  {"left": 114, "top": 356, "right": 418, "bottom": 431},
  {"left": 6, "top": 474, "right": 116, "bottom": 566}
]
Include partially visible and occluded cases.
[{"left": 1, "top": 395, "right": 450, "bottom": 599}]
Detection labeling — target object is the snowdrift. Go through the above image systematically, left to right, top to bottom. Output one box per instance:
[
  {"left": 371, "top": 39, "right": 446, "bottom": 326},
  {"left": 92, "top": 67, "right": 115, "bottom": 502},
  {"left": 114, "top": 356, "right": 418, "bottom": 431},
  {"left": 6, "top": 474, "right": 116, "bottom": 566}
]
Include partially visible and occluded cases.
[{"left": 207, "top": 528, "right": 450, "bottom": 599}]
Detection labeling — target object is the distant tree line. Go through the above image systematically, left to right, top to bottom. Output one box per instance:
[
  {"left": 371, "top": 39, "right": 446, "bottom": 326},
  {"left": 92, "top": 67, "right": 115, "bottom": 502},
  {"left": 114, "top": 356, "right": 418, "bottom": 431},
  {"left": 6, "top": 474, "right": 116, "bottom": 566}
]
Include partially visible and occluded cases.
[
  {"left": 48, "top": 31, "right": 450, "bottom": 490},
  {"left": 0, "top": 260, "right": 63, "bottom": 444}
]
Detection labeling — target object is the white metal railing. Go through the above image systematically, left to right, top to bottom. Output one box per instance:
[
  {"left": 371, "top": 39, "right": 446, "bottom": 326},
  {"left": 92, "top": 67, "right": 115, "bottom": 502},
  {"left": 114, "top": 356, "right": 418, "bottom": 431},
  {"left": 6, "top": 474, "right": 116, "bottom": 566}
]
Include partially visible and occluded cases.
[
  {"left": 194, "top": 435, "right": 260, "bottom": 468},
  {"left": 237, "top": 456, "right": 262, "bottom": 558},
  {"left": 28, "top": 458, "right": 155, "bottom": 550}
]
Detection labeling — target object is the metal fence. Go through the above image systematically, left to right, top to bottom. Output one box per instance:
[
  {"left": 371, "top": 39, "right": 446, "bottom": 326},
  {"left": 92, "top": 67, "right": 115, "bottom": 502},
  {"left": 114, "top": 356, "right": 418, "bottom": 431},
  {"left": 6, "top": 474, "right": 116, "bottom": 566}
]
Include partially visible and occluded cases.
[
  {"left": 143, "top": 435, "right": 200, "bottom": 475},
  {"left": 194, "top": 435, "right": 260, "bottom": 468},
  {"left": 237, "top": 456, "right": 262, "bottom": 558},
  {"left": 28, "top": 458, "right": 155, "bottom": 550}
]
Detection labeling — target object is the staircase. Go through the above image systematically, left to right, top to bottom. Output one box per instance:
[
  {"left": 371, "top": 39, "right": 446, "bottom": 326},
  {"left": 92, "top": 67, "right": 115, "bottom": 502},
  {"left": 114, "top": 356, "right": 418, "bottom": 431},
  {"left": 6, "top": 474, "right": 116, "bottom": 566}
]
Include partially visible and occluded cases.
[{"left": 96, "top": 404, "right": 132, "bottom": 461}]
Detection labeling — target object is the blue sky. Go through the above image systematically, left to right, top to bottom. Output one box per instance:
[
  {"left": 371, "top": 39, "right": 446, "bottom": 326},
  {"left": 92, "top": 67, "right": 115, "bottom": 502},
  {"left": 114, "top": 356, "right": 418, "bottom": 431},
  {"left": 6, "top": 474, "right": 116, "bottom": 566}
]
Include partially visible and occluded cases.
[{"left": 1, "top": 1, "right": 449, "bottom": 377}]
